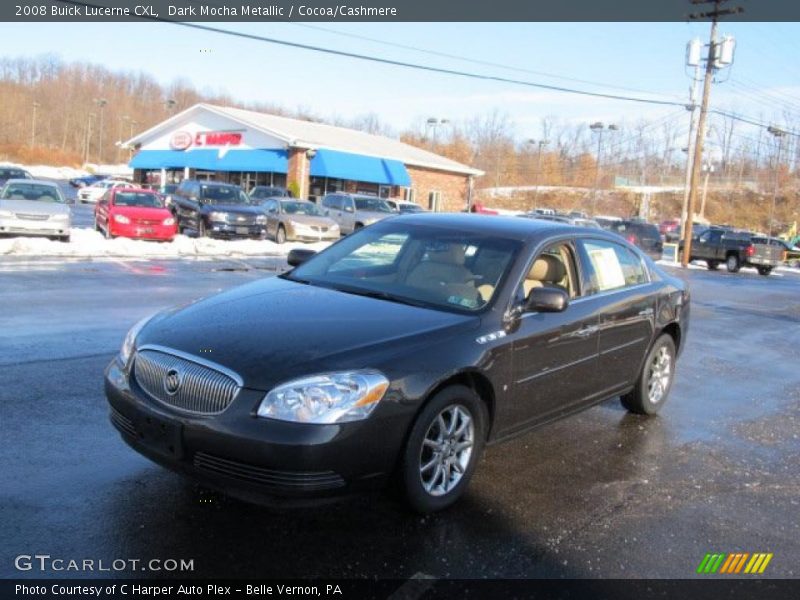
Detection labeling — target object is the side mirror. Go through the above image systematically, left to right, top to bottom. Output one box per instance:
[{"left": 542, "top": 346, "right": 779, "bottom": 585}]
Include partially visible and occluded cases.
[
  {"left": 344, "top": 205, "right": 354, "bottom": 213},
  {"left": 287, "top": 248, "right": 317, "bottom": 267},
  {"left": 525, "top": 287, "right": 569, "bottom": 313}
]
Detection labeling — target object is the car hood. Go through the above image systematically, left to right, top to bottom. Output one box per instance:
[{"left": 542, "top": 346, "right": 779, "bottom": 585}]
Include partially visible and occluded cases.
[
  {"left": 0, "top": 199, "right": 69, "bottom": 216},
  {"left": 111, "top": 206, "right": 171, "bottom": 219},
  {"left": 285, "top": 214, "right": 337, "bottom": 227},
  {"left": 137, "top": 277, "right": 478, "bottom": 391}
]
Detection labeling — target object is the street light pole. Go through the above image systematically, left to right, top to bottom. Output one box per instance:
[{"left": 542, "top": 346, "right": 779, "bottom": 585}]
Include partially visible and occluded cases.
[
  {"left": 426, "top": 117, "right": 449, "bottom": 146},
  {"left": 589, "top": 122, "right": 617, "bottom": 216},
  {"left": 767, "top": 126, "right": 785, "bottom": 238}
]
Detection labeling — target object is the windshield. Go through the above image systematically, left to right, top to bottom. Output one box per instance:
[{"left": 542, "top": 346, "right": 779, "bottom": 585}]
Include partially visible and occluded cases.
[
  {"left": 0, "top": 169, "right": 29, "bottom": 180},
  {"left": 1, "top": 182, "right": 64, "bottom": 203},
  {"left": 200, "top": 185, "right": 249, "bottom": 205},
  {"left": 251, "top": 187, "right": 287, "bottom": 199},
  {"left": 114, "top": 192, "right": 163, "bottom": 208},
  {"left": 354, "top": 196, "right": 394, "bottom": 213},
  {"left": 282, "top": 201, "right": 322, "bottom": 216},
  {"left": 399, "top": 204, "right": 424, "bottom": 213},
  {"left": 287, "top": 222, "right": 521, "bottom": 313}
]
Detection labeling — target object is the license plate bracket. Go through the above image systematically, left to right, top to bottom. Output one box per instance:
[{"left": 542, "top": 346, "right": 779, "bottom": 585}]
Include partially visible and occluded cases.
[
  {"left": 235, "top": 226, "right": 249, "bottom": 235},
  {"left": 136, "top": 414, "right": 183, "bottom": 459}
]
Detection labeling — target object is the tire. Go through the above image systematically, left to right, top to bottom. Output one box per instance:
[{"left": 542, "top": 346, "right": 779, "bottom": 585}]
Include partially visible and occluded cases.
[
  {"left": 197, "top": 219, "right": 207, "bottom": 238},
  {"left": 94, "top": 220, "right": 101, "bottom": 233},
  {"left": 354, "top": 222, "right": 364, "bottom": 231},
  {"left": 104, "top": 224, "right": 113, "bottom": 240},
  {"left": 275, "top": 225, "right": 286, "bottom": 244},
  {"left": 59, "top": 235, "right": 70, "bottom": 243},
  {"left": 726, "top": 254, "right": 740, "bottom": 273},
  {"left": 706, "top": 260, "right": 719, "bottom": 271},
  {"left": 757, "top": 266, "right": 772, "bottom": 276},
  {"left": 621, "top": 334, "right": 676, "bottom": 416},
  {"left": 399, "top": 385, "right": 486, "bottom": 513}
]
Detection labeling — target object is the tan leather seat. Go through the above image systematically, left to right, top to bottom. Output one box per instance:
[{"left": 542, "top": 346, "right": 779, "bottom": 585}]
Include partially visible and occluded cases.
[
  {"left": 406, "top": 245, "right": 473, "bottom": 291},
  {"left": 523, "top": 254, "right": 567, "bottom": 297}
]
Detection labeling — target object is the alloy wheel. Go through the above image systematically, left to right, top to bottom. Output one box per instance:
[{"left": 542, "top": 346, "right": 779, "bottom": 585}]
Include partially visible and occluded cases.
[
  {"left": 647, "top": 345, "right": 672, "bottom": 404},
  {"left": 419, "top": 404, "right": 474, "bottom": 496}
]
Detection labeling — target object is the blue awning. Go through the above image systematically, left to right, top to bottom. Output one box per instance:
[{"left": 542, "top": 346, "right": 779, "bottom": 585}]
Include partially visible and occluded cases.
[
  {"left": 130, "top": 149, "right": 287, "bottom": 173},
  {"left": 310, "top": 149, "right": 411, "bottom": 186}
]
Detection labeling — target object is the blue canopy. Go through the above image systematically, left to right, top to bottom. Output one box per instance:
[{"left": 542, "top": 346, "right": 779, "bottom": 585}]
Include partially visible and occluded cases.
[
  {"left": 130, "top": 149, "right": 287, "bottom": 173},
  {"left": 310, "top": 149, "right": 411, "bottom": 186}
]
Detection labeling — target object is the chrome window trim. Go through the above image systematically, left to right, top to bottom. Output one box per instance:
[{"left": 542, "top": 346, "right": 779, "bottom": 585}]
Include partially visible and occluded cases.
[{"left": 137, "top": 344, "right": 244, "bottom": 387}]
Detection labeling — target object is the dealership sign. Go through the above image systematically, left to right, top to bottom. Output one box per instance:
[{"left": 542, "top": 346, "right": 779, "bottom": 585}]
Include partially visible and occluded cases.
[{"left": 170, "top": 130, "right": 244, "bottom": 150}]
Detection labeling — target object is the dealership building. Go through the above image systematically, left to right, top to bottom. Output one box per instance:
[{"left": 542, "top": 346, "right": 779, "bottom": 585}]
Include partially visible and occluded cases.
[{"left": 124, "top": 103, "right": 482, "bottom": 211}]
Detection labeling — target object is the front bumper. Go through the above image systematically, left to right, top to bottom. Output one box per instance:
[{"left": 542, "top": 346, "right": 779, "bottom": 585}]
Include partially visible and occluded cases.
[
  {"left": 0, "top": 216, "right": 70, "bottom": 237},
  {"left": 109, "top": 221, "right": 176, "bottom": 241},
  {"left": 208, "top": 221, "right": 267, "bottom": 239},
  {"left": 289, "top": 231, "right": 340, "bottom": 243},
  {"left": 104, "top": 359, "right": 405, "bottom": 503}
]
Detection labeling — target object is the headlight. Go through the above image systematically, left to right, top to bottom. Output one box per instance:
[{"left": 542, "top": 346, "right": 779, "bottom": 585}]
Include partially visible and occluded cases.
[
  {"left": 209, "top": 211, "right": 228, "bottom": 222},
  {"left": 113, "top": 214, "right": 130, "bottom": 224},
  {"left": 256, "top": 215, "right": 267, "bottom": 225},
  {"left": 163, "top": 217, "right": 175, "bottom": 226},
  {"left": 119, "top": 313, "right": 157, "bottom": 367},
  {"left": 257, "top": 370, "right": 389, "bottom": 424}
]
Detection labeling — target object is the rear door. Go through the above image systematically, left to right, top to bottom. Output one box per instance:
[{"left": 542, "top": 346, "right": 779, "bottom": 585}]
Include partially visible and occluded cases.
[{"left": 576, "top": 238, "right": 656, "bottom": 391}]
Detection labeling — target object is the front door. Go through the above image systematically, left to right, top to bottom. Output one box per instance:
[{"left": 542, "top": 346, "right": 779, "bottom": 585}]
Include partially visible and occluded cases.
[{"left": 509, "top": 242, "right": 600, "bottom": 430}]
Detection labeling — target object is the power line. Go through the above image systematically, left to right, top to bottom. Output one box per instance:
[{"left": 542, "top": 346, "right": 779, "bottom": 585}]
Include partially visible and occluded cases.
[{"left": 58, "top": 1, "right": 688, "bottom": 109}]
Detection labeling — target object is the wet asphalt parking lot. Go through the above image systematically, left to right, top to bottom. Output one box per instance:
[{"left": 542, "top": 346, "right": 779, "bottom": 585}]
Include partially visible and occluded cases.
[{"left": 1, "top": 226, "right": 799, "bottom": 580}]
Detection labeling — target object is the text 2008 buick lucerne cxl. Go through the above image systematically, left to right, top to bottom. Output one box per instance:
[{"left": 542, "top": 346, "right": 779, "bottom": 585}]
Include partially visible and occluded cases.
[{"left": 105, "top": 214, "right": 689, "bottom": 512}]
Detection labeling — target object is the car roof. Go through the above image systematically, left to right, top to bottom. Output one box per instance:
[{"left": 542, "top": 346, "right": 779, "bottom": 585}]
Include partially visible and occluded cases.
[
  {"left": 2, "top": 178, "right": 58, "bottom": 187},
  {"left": 388, "top": 212, "right": 624, "bottom": 242}
]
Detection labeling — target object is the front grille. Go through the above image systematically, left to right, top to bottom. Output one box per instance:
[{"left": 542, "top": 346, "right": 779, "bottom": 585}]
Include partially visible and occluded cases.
[
  {"left": 15, "top": 213, "right": 49, "bottom": 221},
  {"left": 227, "top": 214, "right": 257, "bottom": 225},
  {"left": 133, "top": 218, "right": 162, "bottom": 226},
  {"left": 310, "top": 225, "right": 328, "bottom": 233},
  {"left": 133, "top": 349, "right": 240, "bottom": 415},
  {"left": 110, "top": 408, "right": 137, "bottom": 438},
  {"left": 193, "top": 452, "right": 345, "bottom": 491}
]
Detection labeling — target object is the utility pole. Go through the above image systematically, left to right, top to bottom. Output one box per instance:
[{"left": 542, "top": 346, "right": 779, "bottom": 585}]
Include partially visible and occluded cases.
[
  {"left": 681, "top": 0, "right": 741, "bottom": 267},
  {"left": 680, "top": 40, "right": 702, "bottom": 246},
  {"left": 94, "top": 98, "right": 108, "bottom": 164},
  {"left": 31, "top": 101, "right": 40, "bottom": 147},
  {"left": 768, "top": 126, "right": 785, "bottom": 237},
  {"left": 528, "top": 139, "right": 549, "bottom": 203}
]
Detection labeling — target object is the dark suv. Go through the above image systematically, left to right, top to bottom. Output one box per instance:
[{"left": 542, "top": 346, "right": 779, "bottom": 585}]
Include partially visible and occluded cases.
[
  {"left": 171, "top": 180, "right": 267, "bottom": 239},
  {"left": 610, "top": 220, "right": 663, "bottom": 261}
]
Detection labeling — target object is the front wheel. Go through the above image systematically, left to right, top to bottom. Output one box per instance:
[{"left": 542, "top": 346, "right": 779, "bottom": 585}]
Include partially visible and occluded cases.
[
  {"left": 275, "top": 225, "right": 286, "bottom": 244},
  {"left": 726, "top": 254, "right": 740, "bottom": 273},
  {"left": 757, "top": 266, "right": 772, "bottom": 276},
  {"left": 621, "top": 334, "right": 676, "bottom": 415},
  {"left": 399, "top": 385, "right": 486, "bottom": 513}
]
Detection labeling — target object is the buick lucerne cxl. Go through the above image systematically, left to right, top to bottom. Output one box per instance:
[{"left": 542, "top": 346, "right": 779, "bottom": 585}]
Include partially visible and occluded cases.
[{"left": 105, "top": 214, "right": 690, "bottom": 512}]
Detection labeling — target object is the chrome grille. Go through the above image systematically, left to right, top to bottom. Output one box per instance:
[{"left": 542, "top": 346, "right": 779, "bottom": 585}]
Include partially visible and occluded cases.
[
  {"left": 15, "top": 213, "right": 49, "bottom": 221},
  {"left": 133, "top": 348, "right": 240, "bottom": 415}
]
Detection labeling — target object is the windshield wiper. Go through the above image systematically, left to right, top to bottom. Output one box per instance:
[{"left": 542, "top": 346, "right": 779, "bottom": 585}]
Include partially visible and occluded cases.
[{"left": 334, "top": 286, "right": 426, "bottom": 308}]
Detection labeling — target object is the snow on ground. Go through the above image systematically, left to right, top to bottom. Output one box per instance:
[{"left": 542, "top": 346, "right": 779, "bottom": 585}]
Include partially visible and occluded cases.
[
  {"left": 2, "top": 162, "right": 133, "bottom": 181},
  {"left": 0, "top": 228, "right": 332, "bottom": 258}
]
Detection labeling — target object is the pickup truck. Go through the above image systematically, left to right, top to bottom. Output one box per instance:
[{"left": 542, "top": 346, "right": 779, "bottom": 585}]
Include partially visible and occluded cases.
[{"left": 688, "top": 227, "right": 784, "bottom": 276}]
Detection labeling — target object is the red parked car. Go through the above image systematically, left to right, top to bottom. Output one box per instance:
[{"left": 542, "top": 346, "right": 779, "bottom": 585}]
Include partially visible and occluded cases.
[
  {"left": 94, "top": 188, "right": 177, "bottom": 241},
  {"left": 659, "top": 218, "right": 681, "bottom": 242}
]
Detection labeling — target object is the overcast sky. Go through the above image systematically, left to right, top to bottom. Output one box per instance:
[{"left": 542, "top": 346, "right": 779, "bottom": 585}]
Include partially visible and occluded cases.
[{"left": 2, "top": 21, "right": 799, "bottom": 140}]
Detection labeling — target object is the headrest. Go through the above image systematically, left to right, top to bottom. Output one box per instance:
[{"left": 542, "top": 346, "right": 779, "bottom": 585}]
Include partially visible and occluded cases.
[
  {"left": 428, "top": 244, "right": 466, "bottom": 266},
  {"left": 527, "top": 255, "right": 566, "bottom": 283}
]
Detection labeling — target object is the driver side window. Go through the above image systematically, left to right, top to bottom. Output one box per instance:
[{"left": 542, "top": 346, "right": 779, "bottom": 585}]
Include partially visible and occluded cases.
[{"left": 518, "top": 242, "right": 579, "bottom": 302}]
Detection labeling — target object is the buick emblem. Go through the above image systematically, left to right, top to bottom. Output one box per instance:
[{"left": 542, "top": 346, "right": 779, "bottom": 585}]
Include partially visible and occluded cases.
[{"left": 164, "top": 368, "right": 182, "bottom": 396}]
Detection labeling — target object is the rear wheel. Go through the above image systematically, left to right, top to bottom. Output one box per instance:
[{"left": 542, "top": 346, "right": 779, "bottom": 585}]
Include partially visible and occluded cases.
[
  {"left": 275, "top": 225, "right": 286, "bottom": 244},
  {"left": 726, "top": 254, "right": 740, "bottom": 273},
  {"left": 706, "top": 260, "right": 719, "bottom": 271},
  {"left": 757, "top": 266, "right": 773, "bottom": 276},
  {"left": 621, "top": 334, "right": 676, "bottom": 415},
  {"left": 399, "top": 385, "right": 486, "bottom": 513}
]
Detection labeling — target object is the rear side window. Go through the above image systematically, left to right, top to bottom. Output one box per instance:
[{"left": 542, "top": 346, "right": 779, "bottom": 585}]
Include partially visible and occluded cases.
[{"left": 578, "top": 239, "right": 648, "bottom": 295}]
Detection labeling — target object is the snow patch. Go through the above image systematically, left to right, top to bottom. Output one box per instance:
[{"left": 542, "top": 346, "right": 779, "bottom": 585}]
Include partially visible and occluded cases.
[{"left": 0, "top": 228, "right": 332, "bottom": 258}]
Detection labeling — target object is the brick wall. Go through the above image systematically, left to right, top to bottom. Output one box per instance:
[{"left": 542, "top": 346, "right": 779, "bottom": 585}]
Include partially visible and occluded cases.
[{"left": 405, "top": 166, "right": 471, "bottom": 212}]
